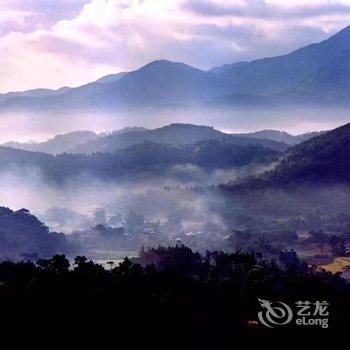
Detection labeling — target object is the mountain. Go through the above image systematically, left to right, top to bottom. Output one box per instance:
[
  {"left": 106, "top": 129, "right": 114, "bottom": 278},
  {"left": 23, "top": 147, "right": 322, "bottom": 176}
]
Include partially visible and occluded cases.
[
  {"left": 1, "top": 25, "right": 350, "bottom": 111},
  {"left": 212, "top": 25, "right": 350, "bottom": 98},
  {"left": 275, "top": 55, "right": 350, "bottom": 104},
  {"left": 0, "top": 60, "right": 224, "bottom": 111},
  {"left": 103, "top": 60, "right": 224, "bottom": 106},
  {"left": 0, "top": 72, "right": 126, "bottom": 106},
  {"left": 95, "top": 72, "right": 127, "bottom": 83},
  {"left": 0, "top": 86, "right": 71, "bottom": 104},
  {"left": 209, "top": 93, "right": 270, "bottom": 107},
  {"left": 267, "top": 122, "right": 350, "bottom": 185},
  {"left": 229, "top": 123, "right": 350, "bottom": 188},
  {"left": 68, "top": 124, "right": 289, "bottom": 154},
  {"left": 4, "top": 126, "right": 320, "bottom": 155},
  {"left": 238, "top": 130, "right": 324, "bottom": 145},
  {"left": 3, "top": 131, "right": 100, "bottom": 155},
  {"left": 0, "top": 140, "right": 280, "bottom": 183},
  {"left": 0, "top": 207, "right": 67, "bottom": 258}
]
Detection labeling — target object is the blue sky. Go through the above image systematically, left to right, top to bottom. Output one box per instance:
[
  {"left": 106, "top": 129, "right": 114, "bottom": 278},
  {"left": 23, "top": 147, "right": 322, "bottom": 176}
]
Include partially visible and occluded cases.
[{"left": 1, "top": 0, "right": 350, "bottom": 92}]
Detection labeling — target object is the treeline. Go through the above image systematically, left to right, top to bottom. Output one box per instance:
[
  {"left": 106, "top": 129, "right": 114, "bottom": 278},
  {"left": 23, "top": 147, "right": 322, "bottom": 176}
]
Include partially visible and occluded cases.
[
  {"left": 68, "top": 123, "right": 289, "bottom": 154},
  {"left": 0, "top": 140, "right": 279, "bottom": 183},
  {"left": 0, "top": 245, "right": 348, "bottom": 348}
]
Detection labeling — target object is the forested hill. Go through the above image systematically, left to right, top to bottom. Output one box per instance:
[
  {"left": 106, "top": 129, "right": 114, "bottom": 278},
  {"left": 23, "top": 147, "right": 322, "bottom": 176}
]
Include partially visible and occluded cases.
[
  {"left": 223, "top": 122, "right": 350, "bottom": 189},
  {"left": 68, "top": 124, "right": 288, "bottom": 154},
  {"left": 2, "top": 126, "right": 322, "bottom": 156},
  {"left": 3, "top": 130, "right": 99, "bottom": 155},
  {"left": 238, "top": 130, "right": 324, "bottom": 145},
  {"left": 0, "top": 140, "right": 279, "bottom": 183},
  {"left": 0, "top": 207, "right": 67, "bottom": 258}
]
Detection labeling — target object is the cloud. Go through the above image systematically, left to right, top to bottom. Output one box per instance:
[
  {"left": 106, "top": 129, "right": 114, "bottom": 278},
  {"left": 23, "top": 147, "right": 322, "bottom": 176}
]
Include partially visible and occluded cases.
[
  {"left": 0, "top": 0, "right": 350, "bottom": 92},
  {"left": 0, "top": 0, "right": 90, "bottom": 34},
  {"left": 183, "top": 0, "right": 350, "bottom": 19}
]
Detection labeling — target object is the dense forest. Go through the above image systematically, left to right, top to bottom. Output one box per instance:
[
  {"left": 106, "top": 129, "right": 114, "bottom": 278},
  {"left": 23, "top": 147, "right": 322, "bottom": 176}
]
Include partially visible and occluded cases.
[
  {"left": 0, "top": 121, "right": 350, "bottom": 349},
  {"left": 1, "top": 122, "right": 350, "bottom": 260},
  {"left": 221, "top": 122, "right": 350, "bottom": 189},
  {"left": 67, "top": 123, "right": 289, "bottom": 154},
  {"left": 2, "top": 124, "right": 321, "bottom": 155},
  {"left": 0, "top": 140, "right": 279, "bottom": 183},
  {"left": 0, "top": 245, "right": 348, "bottom": 348}
]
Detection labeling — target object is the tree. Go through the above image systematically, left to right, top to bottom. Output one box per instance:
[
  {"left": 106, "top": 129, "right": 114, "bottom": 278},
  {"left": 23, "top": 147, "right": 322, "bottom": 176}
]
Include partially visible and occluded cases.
[
  {"left": 0, "top": 206, "right": 69, "bottom": 257},
  {"left": 310, "top": 231, "right": 329, "bottom": 255},
  {"left": 329, "top": 235, "right": 340, "bottom": 255},
  {"left": 278, "top": 249, "right": 300, "bottom": 268},
  {"left": 37, "top": 254, "right": 70, "bottom": 273},
  {"left": 74, "top": 256, "right": 88, "bottom": 267}
]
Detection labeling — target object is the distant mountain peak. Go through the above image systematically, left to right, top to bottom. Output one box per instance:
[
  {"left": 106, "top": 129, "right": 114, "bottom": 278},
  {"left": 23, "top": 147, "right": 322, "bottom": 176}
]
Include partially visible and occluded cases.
[
  {"left": 2, "top": 25, "right": 350, "bottom": 111},
  {"left": 136, "top": 59, "right": 201, "bottom": 73},
  {"left": 146, "top": 59, "right": 180, "bottom": 66},
  {"left": 96, "top": 72, "right": 127, "bottom": 84},
  {"left": 163, "top": 123, "right": 212, "bottom": 129}
]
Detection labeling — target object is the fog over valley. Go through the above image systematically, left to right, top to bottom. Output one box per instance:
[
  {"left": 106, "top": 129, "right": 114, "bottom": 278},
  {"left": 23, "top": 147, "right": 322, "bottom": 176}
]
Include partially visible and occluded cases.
[
  {"left": 2, "top": 3, "right": 350, "bottom": 347},
  {"left": 0, "top": 24, "right": 349, "bottom": 279},
  {"left": 0, "top": 106, "right": 348, "bottom": 144},
  {"left": 0, "top": 121, "right": 349, "bottom": 270},
  {"left": 0, "top": 124, "right": 281, "bottom": 236}
]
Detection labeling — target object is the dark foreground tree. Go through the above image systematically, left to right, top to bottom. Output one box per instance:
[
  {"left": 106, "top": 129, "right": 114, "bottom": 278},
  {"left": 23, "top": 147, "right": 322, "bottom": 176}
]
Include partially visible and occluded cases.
[{"left": 0, "top": 245, "right": 348, "bottom": 349}]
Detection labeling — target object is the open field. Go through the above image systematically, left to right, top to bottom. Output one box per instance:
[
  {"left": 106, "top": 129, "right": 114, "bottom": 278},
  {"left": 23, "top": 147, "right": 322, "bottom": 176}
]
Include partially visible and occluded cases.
[{"left": 321, "top": 257, "right": 350, "bottom": 274}]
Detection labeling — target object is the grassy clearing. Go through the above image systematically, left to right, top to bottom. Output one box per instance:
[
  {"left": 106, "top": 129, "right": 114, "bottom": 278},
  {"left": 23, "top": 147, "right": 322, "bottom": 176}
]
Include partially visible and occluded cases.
[{"left": 321, "top": 257, "right": 350, "bottom": 274}]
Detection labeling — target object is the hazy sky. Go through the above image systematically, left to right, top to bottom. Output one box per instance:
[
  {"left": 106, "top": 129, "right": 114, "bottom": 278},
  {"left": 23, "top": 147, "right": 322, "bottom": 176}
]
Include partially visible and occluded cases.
[{"left": 1, "top": 0, "right": 350, "bottom": 92}]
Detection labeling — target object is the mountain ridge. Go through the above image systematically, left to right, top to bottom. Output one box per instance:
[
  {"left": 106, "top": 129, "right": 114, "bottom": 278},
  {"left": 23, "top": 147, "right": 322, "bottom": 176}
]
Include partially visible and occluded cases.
[
  {"left": 1, "top": 25, "right": 350, "bottom": 110},
  {"left": 222, "top": 122, "right": 350, "bottom": 189},
  {"left": 2, "top": 124, "right": 324, "bottom": 155},
  {"left": 66, "top": 124, "right": 289, "bottom": 154},
  {"left": 0, "top": 139, "right": 280, "bottom": 183}
]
